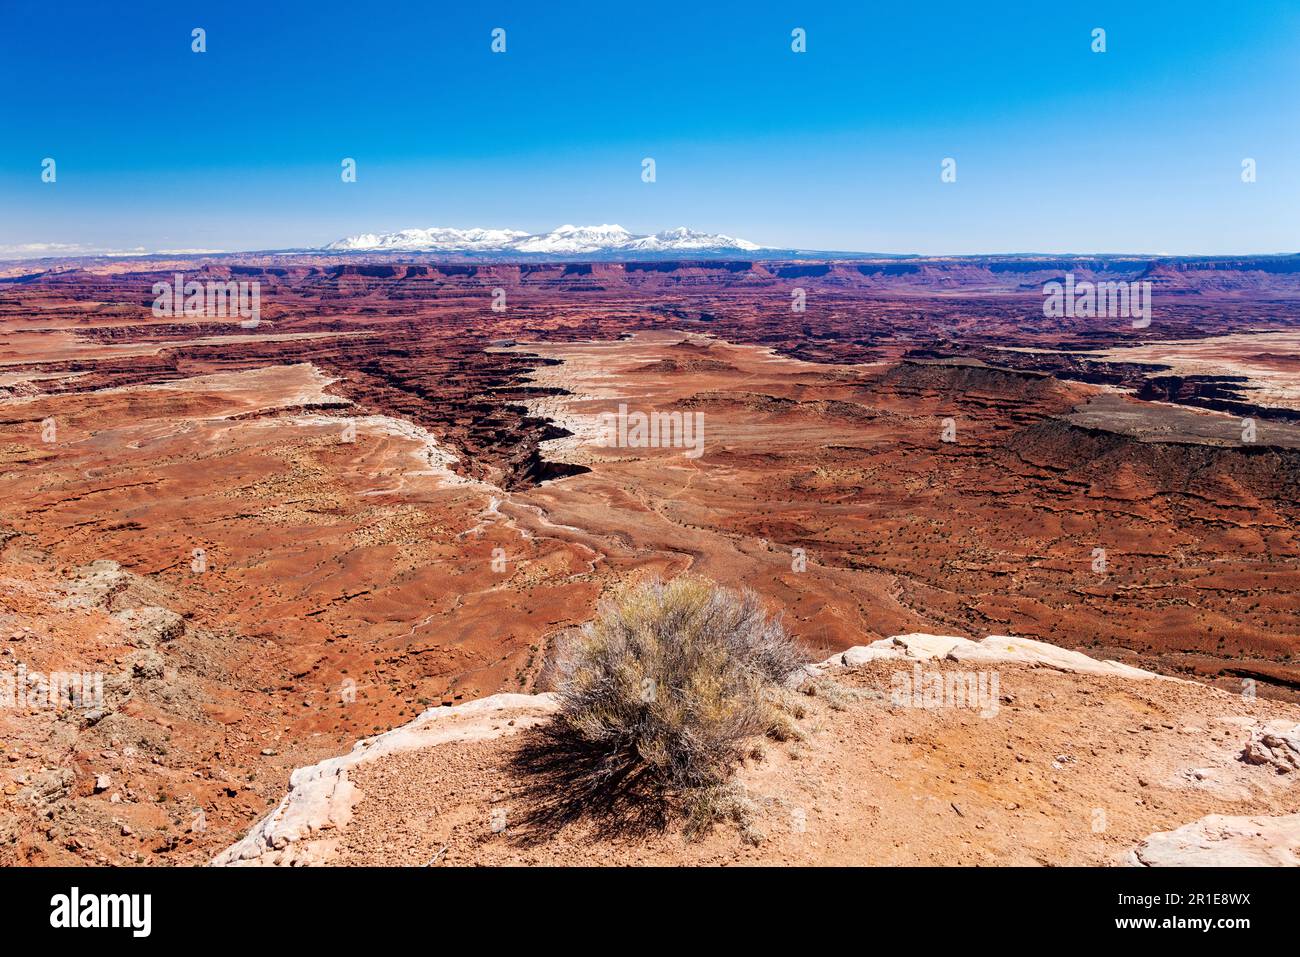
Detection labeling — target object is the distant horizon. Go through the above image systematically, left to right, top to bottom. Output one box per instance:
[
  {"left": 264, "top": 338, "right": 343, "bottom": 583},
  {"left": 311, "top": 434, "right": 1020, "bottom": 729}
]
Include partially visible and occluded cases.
[
  {"left": 1, "top": 218, "right": 1298, "bottom": 264},
  {"left": 3, "top": 242, "right": 1299, "bottom": 264}
]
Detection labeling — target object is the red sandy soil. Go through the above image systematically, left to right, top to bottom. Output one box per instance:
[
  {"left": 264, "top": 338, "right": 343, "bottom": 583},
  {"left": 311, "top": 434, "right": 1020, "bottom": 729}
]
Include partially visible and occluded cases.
[{"left": 0, "top": 258, "right": 1297, "bottom": 865}]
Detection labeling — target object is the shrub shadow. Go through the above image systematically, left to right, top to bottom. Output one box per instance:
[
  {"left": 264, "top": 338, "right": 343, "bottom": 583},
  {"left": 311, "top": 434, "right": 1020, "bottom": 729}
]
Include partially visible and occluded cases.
[{"left": 505, "top": 723, "right": 675, "bottom": 846}]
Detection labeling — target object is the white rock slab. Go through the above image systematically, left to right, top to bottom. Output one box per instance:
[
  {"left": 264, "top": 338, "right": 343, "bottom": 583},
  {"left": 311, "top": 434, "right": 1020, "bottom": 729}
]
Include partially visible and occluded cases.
[
  {"left": 820, "top": 633, "right": 1163, "bottom": 681},
  {"left": 947, "top": 634, "right": 1162, "bottom": 680},
  {"left": 1128, "top": 813, "right": 1300, "bottom": 866}
]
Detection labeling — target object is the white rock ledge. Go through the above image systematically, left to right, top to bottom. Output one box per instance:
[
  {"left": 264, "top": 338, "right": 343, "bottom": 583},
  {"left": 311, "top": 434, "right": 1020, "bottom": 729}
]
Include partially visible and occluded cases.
[
  {"left": 812, "top": 632, "right": 1166, "bottom": 680},
  {"left": 212, "top": 692, "right": 558, "bottom": 866}
]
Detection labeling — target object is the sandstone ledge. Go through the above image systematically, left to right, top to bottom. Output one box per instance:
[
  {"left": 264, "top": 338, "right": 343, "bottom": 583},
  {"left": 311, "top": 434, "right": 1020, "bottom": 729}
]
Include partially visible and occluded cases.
[{"left": 213, "top": 693, "right": 557, "bottom": 866}]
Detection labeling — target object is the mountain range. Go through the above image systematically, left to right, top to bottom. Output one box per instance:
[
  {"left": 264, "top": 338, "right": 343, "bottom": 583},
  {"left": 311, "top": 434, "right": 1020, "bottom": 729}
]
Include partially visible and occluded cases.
[{"left": 324, "top": 224, "right": 763, "bottom": 256}]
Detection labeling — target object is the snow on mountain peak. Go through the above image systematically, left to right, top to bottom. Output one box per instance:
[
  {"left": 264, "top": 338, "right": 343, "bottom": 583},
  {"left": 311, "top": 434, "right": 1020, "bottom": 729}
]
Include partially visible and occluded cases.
[
  {"left": 512, "top": 223, "right": 637, "bottom": 253},
  {"left": 324, "top": 224, "right": 762, "bottom": 255},
  {"left": 325, "top": 227, "right": 530, "bottom": 252},
  {"left": 626, "top": 227, "right": 761, "bottom": 252}
]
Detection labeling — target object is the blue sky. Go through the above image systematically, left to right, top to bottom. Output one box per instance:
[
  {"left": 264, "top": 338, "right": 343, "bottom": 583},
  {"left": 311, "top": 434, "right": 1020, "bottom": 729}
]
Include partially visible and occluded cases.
[{"left": 1, "top": 0, "right": 1297, "bottom": 256}]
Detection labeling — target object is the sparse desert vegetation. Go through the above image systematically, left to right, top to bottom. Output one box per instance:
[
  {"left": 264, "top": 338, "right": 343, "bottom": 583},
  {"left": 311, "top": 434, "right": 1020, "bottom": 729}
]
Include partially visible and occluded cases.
[
  {"left": 511, "top": 577, "right": 806, "bottom": 837},
  {"left": 554, "top": 577, "right": 803, "bottom": 786}
]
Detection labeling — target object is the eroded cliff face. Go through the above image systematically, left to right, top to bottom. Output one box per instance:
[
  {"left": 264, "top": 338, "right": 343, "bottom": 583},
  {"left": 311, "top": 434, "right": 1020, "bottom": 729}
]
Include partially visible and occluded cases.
[{"left": 1007, "top": 417, "right": 1300, "bottom": 502}]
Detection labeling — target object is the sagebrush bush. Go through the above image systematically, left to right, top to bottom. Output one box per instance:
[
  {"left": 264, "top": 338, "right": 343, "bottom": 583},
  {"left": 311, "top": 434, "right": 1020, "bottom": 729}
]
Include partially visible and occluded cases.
[{"left": 552, "top": 576, "right": 806, "bottom": 796}]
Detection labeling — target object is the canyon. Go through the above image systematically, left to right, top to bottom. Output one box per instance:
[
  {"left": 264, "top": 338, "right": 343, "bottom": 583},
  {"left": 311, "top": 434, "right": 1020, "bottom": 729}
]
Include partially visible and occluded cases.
[{"left": 0, "top": 253, "right": 1296, "bottom": 865}]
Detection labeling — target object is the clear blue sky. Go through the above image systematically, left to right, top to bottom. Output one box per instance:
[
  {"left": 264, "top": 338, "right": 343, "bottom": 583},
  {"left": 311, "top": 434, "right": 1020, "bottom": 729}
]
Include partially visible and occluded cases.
[{"left": 1, "top": 0, "right": 1296, "bottom": 256}]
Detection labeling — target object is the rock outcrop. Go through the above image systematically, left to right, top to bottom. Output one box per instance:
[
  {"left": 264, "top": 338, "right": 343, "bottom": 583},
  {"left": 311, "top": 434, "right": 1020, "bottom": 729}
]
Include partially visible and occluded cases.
[
  {"left": 113, "top": 606, "right": 186, "bottom": 647},
  {"left": 811, "top": 632, "right": 1166, "bottom": 681},
  {"left": 1242, "top": 720, "right": 1300, "bottom": 773},
  {"left": 1128, "top": 814, "right": 1300, "bottom": 866}
]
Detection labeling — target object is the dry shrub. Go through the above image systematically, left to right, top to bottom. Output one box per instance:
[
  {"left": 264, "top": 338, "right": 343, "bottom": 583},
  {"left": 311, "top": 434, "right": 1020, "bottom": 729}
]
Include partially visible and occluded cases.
[
  {"left": 552, "top": 576, "right": 805, "bottom": 797},
  {"left": 684, "top": 783, "right": 763, "bottom": 845}
]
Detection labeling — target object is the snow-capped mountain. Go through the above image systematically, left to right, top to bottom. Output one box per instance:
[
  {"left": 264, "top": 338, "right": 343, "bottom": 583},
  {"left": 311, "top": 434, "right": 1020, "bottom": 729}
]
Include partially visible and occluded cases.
[
  {"left": 324, "top": 224, "right": 763, "bottom": 256},
  {"left": 512, "top": 224, "right": 637, "bottom": 254},
  {"left": 624, "top": 226, "right": 760, "bottom": 252},
  {"left": 326, "top": 227, "right": 531, "bottom": 253}
]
